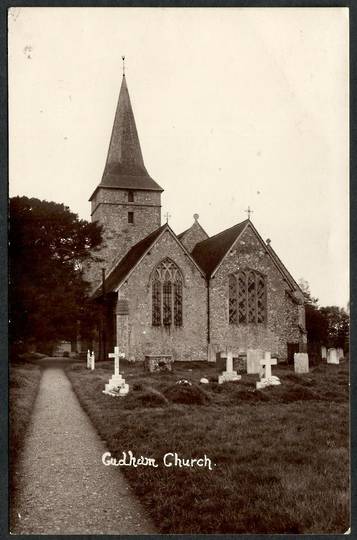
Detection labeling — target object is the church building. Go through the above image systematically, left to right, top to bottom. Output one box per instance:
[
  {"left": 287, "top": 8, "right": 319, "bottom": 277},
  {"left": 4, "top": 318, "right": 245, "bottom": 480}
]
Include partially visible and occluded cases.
[{"left": 87, "top": 70, "right": 306, "bottom": 363}]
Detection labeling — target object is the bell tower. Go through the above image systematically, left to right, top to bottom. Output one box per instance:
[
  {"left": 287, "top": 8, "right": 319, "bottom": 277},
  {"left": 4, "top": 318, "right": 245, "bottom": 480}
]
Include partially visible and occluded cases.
[{"left": 88, "top": 63, "right": 163, "bottom": 289}]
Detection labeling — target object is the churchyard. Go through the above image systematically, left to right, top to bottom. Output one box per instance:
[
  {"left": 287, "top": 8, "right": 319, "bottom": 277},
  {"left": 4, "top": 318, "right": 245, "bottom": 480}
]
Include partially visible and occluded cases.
[{"left": 66, "top": 355, "right": 349, "bottom": 534}]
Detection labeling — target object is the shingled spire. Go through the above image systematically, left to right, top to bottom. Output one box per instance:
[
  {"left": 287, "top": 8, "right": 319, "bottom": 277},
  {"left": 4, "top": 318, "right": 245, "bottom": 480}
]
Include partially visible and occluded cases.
[{"left": 90, "top": 72, "right": 162, "bottom": 200}]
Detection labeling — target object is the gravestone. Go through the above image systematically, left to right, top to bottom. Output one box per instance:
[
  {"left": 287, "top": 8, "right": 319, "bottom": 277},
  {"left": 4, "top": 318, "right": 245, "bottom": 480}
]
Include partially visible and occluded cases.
[
  {"left": 321, "top": 345, "right": 327, "bottom": 360},
  {"left": 103, "top": 346, "right": 129, "bottom": 396},
  {"left": 327, "top": 348, "right": 339, "bottom": 364},
  {"left": 337, "top": 348, "right": 344, "bottom": 360},
  {"left": 247, "top": 349, "right": 263, "bottom": 374},
  {"left": 87, "top": 350, "right": 92, "bottom": 369},
  {"left": 90, "top": 351, "right": 95, "bottom": 371},
  {"left": 218, "top": 351, "right": 241, "bottom": 384},
  {"left": 256, "top": 352, "right": 281, "bottom": 389},
  {"left": 294, "top": 352, "right": 309, "bottom": 374},
  {"left": 234, "top": 353, "right": 247, "bottom": 374},
  {"left": 144, "top": 355, "right": 173, "bottom": 373}
]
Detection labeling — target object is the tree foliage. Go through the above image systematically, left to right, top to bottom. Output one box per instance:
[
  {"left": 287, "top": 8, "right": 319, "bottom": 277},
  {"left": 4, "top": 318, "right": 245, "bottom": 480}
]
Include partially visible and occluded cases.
[
  {"left": 9, "top": 196, "right": 103, "bottom": 350},
  {"left": 298, "top": 279, "right": 349, "bottom": 350}
]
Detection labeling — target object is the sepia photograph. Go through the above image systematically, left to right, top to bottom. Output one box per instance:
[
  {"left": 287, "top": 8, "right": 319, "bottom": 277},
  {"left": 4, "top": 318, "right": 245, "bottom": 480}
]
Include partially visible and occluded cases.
[{"left": 8, "top": 6, "right": 349, "bottom": 534}]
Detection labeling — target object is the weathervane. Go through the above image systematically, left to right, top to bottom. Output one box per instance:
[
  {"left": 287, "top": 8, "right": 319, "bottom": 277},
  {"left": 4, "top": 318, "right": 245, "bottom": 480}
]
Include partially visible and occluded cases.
[
  {"left": 122, "top": 56, "right": 125, "bottom": 77},
  {"left": 245, "top": 206, "right": 254, "bottom": 220}
]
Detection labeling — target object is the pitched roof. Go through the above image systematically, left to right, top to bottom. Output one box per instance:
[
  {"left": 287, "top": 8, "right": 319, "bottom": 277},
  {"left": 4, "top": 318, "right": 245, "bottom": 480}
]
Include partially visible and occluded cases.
[
  {"left": 89, "top": 75, "right": 163, "bottom": 200},
  {"left": 191, "top": 220, "right": 249, "bottom": 277},
  {"left": 92, "top": 224, "right": 166, "bottom": 298}
]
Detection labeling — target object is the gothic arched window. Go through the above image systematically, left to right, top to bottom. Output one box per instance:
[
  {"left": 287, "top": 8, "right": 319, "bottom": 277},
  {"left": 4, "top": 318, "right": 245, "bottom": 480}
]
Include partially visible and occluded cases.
[
  {"left": 152, "top": 259, "right": 183, "bottom": 327},
  {"left": 229, "top": 269, "right": 266, "bottom": 324}
]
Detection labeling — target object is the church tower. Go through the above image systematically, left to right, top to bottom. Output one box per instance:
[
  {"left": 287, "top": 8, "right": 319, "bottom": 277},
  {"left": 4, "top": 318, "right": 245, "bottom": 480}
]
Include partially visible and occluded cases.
[{"left": 88, "top": 67, "right": 163, "bottom": 288}]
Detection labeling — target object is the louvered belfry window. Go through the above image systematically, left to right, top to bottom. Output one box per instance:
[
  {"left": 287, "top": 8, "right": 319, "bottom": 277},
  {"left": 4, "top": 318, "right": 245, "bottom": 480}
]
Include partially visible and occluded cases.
[
  {"left": 152, "top": 259, "right": 183, "bottom": 327},
  {"left": 229, "top": 269, "right": 266, "bottom": 325}
]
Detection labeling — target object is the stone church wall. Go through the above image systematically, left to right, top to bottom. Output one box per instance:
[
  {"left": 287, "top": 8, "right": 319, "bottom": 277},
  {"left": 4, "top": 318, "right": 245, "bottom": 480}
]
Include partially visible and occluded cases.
[
  {"left": 85, "top": 188, "right": 161, "bottom": 291},
  {"left": 179, "top": 221, "right": 209, "bottom": 253},
  {"left": 209, "top": 225, "right": 304, "bottom": 360},
  {"left": 116, "top": 229, "right": 208, "bottom": 361}
]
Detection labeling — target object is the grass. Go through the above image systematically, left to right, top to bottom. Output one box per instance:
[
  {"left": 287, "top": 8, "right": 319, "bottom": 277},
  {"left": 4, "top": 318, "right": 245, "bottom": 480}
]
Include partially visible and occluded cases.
[
  {"left": 66, "top": 359, "right": 350, "bottom": 534},
  {"left": 9, "top": 360, "right": 43, "bottom": 521}
]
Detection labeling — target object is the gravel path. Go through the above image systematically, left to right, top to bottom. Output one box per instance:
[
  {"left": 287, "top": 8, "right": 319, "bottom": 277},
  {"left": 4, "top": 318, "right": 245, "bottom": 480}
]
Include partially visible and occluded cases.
[{"left": 11, "top": 366, "right": 157, "bottom": 535}]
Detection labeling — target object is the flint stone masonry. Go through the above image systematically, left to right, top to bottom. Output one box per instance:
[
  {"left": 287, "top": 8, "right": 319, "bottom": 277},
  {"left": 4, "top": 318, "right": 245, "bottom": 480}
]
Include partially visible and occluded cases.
[
  {"left": 85, "top": 188, "right": 161, "bottom": 291},
  {"left": 179, "top": 221, "right": 209, "bottom": 253},
  {"left": 209, "top": 226, "right": 305, "bottom": 361},
  {"left": 116, "top": 229, "right": 208, "bottom": 362},
  {"left": 294, "top": 352, "right": 309, "bottom": 373}
]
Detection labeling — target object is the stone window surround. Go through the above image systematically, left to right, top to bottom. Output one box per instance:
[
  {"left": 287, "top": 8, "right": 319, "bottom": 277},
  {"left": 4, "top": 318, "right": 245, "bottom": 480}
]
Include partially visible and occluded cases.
[
  {"left": 150, "top": 258, "right": 184, "bottom": 328},
  {"left": 228, "top": 267, "right": 267, "bottom": 326}
]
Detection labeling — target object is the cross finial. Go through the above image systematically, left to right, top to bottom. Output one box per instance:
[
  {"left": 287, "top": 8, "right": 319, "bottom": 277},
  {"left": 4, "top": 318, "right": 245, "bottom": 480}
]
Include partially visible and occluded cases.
[
  {"left": 122, "top": 56, "right": 125, "bottom": 77},
  {"left": 245, "top": 206, "right": 254, "bottom": 220},
  {"left": 165, "top": 212, "right": 171, "bottom": 223},
  {"left": 193, "top": 213, "right": 199, "bottom": 222}
]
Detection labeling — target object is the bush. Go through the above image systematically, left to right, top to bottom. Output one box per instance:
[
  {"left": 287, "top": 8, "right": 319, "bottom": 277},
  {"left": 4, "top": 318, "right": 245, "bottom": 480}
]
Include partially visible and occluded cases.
[{"left": 163, "top": 382, "right": 211, "bottom": 405}]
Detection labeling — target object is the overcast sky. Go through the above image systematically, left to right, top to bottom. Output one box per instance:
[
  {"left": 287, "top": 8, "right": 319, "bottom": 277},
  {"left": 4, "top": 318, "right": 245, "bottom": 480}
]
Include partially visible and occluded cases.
[{"left": 8, "top": 7, "right": 349, "bottom": 308}]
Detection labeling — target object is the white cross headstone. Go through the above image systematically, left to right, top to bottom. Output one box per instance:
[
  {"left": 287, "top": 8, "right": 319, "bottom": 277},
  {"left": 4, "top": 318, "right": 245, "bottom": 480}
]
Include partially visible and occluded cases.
[
  {"left": 103, "top": 346, "right": 129, "bottom": 396},
  {"left": 109, "top": 346, "right": 125, "bottom": 376},
  {"left": 327, "top": 348, "right": 339, "bottom": 364},
  {"left": 87, "top": 349, "right": 91, "bottom": 369},
  {"left": 218, "top": 350, "right": 241, "bottom": 384},
  {"left": 256, "top": 352, "right": 281, "bottom": 389},
  {"left": 294, "top": 352, "right": 309, "bottom": 374}
]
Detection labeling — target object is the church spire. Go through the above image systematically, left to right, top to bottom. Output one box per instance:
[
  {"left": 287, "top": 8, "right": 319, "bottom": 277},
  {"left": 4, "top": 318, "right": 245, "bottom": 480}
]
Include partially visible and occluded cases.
[
  {"left": 90, "top": 64, "right": 163, "bottom": 199},
  {"left": 104, "top": 72, "right": 147, "bottom": 174}
]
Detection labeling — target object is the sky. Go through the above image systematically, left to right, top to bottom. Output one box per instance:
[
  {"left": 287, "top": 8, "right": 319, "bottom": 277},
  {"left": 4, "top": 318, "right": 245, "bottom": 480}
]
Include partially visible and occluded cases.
[{"left": 8, "top": 7, "right": 349, "bottom": 308}]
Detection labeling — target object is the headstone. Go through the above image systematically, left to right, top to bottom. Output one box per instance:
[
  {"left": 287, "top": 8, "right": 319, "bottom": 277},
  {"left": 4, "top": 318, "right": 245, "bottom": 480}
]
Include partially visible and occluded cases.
[
  {"left": 321, "top": 345, "right": 327, "bottom": 360},
  {"left": 103, "top": 346, "right": 129, "bottom": 396},
  {"left": 337, "top": 347, "right": 344, "bottom": 360},
  {"left": 327, "top": 348, "right": 339, "bottom": 364},
  {"left": 247, "top": 349, "right": 263, "bottom": 374},
  {"left": 87, "top": 350, "right": 91, "bottom": 369},
  {"left": 90, "top": 351, "right": 95, "bottom": 371},
  {"left": 218, "top": 351, "right": 241, "bottom": 384},
  {"left": 256, "top": 352, "right": 281, "bottom": 389},
  {"left": 294, "top": 352, "right": 309, "bottom": 374},
  {"left": 145, "top": 355, "right": 173, "bottom": 372},
  {"left": 200, "top": 377, "right": 209, "bottom": 384}
]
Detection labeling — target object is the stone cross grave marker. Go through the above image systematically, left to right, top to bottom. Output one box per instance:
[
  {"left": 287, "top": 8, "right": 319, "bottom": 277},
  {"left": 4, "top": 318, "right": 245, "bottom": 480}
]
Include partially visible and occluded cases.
[
  {"left": 103, "top": 346, "right": 129, "bottom": 396},
  {"left": 327, "top": 348, "right": 339, "bottom": 365},
  {"left": 218, "top": 350, "right": 241, "bottom": 384},
  {"left": 256, "top": 352, "right": 281, "bottom": 389},
  {"left": 294, "top": 352, "right": 309, "bottom": 374}
]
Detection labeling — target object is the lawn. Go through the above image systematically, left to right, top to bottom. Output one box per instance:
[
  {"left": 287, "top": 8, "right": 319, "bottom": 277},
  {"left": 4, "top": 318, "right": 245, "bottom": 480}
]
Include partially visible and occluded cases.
[
  {"left": 66, "top": 359, "right": 349, "bottom": 534},
  {"left": 9, "top": 360, "right": 43, "bottom": 521}
]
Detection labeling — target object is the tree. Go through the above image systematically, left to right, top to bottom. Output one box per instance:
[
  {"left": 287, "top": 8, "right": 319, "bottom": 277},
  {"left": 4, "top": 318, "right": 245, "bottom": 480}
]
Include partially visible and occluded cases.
[
  {"left": 9, "top": 196, "right": 103, "bottom": 352},
  {"left": 298, "top": 278, "right": 349, "bottom": 351},
  {"left": 319, "top": 306, "right": 349, "bottom": 349}
]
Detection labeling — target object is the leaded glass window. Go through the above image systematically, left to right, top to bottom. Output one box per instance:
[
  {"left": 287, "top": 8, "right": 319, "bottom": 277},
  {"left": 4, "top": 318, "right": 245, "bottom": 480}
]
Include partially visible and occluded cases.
[
  {"left": 151, "top": 259, "right": 183, "bottom": 327},
  {"left": 229, "top": 269, "right": 266, "bottom": 325}
]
